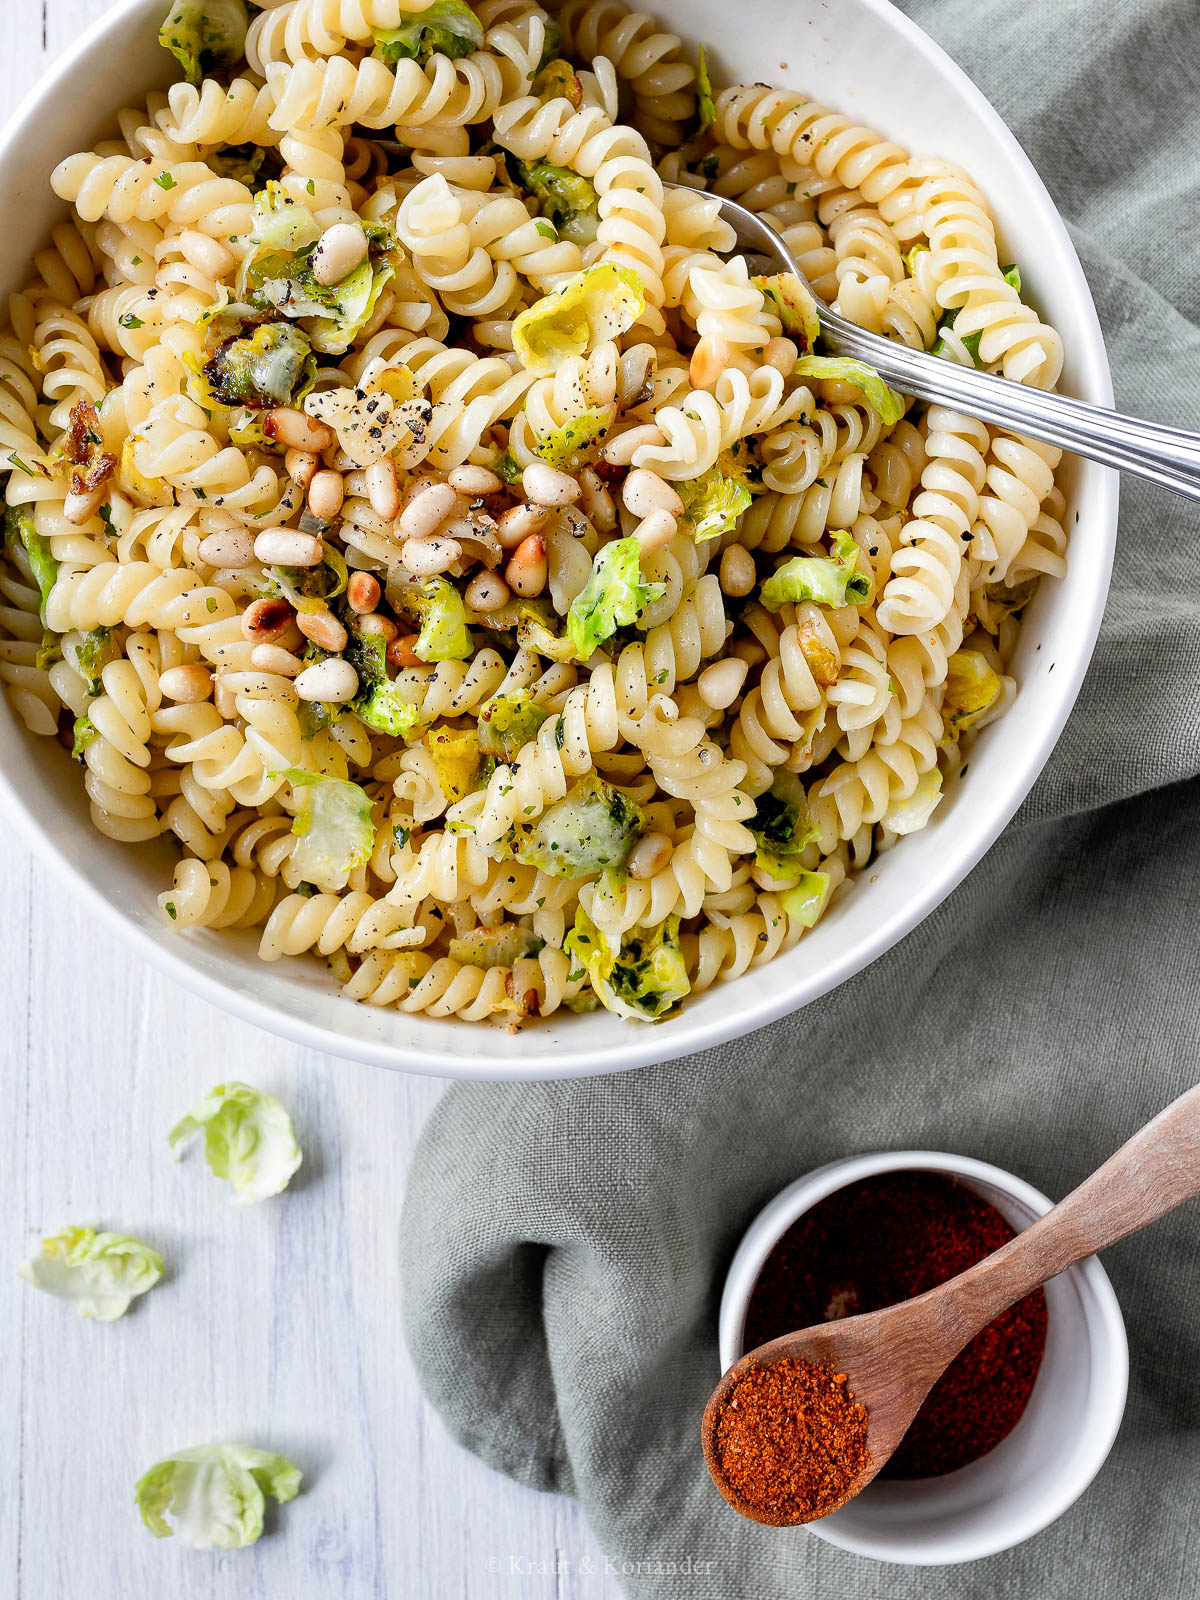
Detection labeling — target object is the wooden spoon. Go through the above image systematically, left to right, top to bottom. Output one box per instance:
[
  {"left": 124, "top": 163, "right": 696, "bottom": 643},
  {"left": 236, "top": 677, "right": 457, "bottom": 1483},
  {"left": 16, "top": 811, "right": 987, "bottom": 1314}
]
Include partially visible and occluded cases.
[{"left": 703, "top": 1082, "right": 1200, "bottom": 1525}]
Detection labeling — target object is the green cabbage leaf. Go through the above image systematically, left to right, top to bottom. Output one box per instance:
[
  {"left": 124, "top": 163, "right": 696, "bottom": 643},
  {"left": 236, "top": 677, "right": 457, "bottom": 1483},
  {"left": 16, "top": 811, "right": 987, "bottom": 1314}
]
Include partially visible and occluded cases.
[
  {"left": 160, "top": 0, "right": 248, "bottom": 85},
  {"left": 372, "top": 0, "right": 483, "bottom": 66},
  {"left": 696, "top": 44, "right": 716, "bottom": 131},
  {"left": 513, "top": 264, "right": 645, "bottom": 376},
  {"left": 753, "top": 272, "right": 820, "bottom": 355},
  {"left": 793, "top": 355, "right": 905, "bottom": 425},
  {"left": 533, "top": 405, "right": 614, "bottom": 471},
  {"left": 677, "top": 466, "right": 751, "bottom": 541},
  {"left": 4, "top": 504, "right": 56, "bottom": 624},
  {"left": 761, "top": 529, "right": 868, "bottom": 610},
  {"left": 567, "top": 537, "right": 665, "bottom": 659},
  {"left": 477, "top": 692, "right": 549, "bottom": 762},
  {"left": 280, "top": 770, "right": 376, "bottom": 891},
  {"left": 516, "top": 776, "right": 643, "bottom": 878},
  {"left": 779, "top": 870, "right": 831, "bottom": 928},
  {"left": 565, "top": 908, "right": 690, "bottom": 1022},
  {"left": 169, "top": 1081, "right": 303, "bottom": 1207},
  {"left": 18, "top": 1226, "right": 163, "bottom": 1321},
  {"left": 135, "top": 1443, "right": 301, "bottom": 1548}
]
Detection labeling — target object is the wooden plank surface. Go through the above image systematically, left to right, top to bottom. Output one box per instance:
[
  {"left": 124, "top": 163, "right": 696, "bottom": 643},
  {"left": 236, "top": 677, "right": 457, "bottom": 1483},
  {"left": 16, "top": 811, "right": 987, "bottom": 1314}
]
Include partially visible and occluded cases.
[{"left": 0, "top": 5, "right": 617, "bottom": 1592}]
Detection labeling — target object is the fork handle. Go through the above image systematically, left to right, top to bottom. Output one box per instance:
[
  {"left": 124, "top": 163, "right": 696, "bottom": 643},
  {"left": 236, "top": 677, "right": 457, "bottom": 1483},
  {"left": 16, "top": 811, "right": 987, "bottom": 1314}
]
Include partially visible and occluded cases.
[{"left": 824, "top": 318, "right": 1200, "bottom": 502}]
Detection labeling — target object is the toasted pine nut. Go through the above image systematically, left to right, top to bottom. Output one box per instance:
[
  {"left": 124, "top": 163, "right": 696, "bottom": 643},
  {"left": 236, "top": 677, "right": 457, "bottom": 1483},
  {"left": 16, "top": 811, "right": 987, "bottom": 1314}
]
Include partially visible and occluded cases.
[
  {"left": 311, "top": 222, "right": 369, "bottom": 286},
  {"left": 179, "top": 230, "right": 235, "bottom": 280},
  {"left": 689, "top": 334, "right": 729, "bottom": 391},
  {"left": 763, "top": 336, "right": 799, "bottom": 376},
  {"left": 267, "top": 407, "right": 334, "bottom": 453},
  {"left": 327, "top": 447, "right": 357, "bottom": 473},
  {"left": 285, "top": 449, "right": 319, "bottom": 490},
  {"left": 367, "top": 458, "right": 400, "bottom": 521},
  {"left": 522, "top": 461, "right": 580, "bottom": 507},
  {"left": 448, "top": 464, "right": 501, "bottom": 496},
  {"left": 579, "top": 466, "right": 617, "bottom": 533},
  {"left": 623, "top": 467, "right": 684, "bottom": 520},
  {"left": 307, "top": 469, "right": 345, "bottom": 520},
  {"left": 343, "top": 469, "right": 370, "bottom": 500},
  {"left": 398, "top": 472, "right": 438, "bottom": 515},
  {"left": 398, "top": 480, "right": 456, "bottom": 540},
  {"left": 63, "top": 486, "right": 106, "bottom": 526},
  {"left": 496, "top": 502, "right": 548, "bottom": 550},
  {"left": 634, "top": 509, "right": 676, "bottom": 553},
  {"left": 197, "top": 527, "right": 256, "bottom": 569},
  {"left": 254, "top": 528, "right": 324, "bottom": 567},
  {"left": 504, "top": 533, "right": 547, "bottom": 598},
  {"left": 403, "top": 535, "right": 461, "bottom": 576},
  {"left": 719, "top": 544, "right": 756, "bottom": 598},
  {"left": 464, "top": 570, "right": 510, "bottom": 612},
  {"left": 347, "top": 571, "right": 381, "bottom": 613},
  {"left": 241, "top": 597, "right": 295, "bottom": 645},
  {"left": 296, "top": 607, "right": 348, "bottom": 653},
  {"left": 357, "top": 612, "right": 399, "bottom": 643},
  {"left": 388, "top": 634, "right": 422, "bottom": 669},
  {"left": 732, "top": 636, "right": 766, "bottom": 670},
  {"left": 250, "top": 643, "right": 303, "bottom": 678},
  {"left": 295, "top": 657, "right": 359, "bottom": 704},
  {"left": 698, "top": 657, "right": 749, "bottom": 710},
  {"left": 158, "top": 664, "right": 213, "bottom": 703},
  {"left": 672, "top": 683, "right": 709, "bottom": 722},
  {"left": 627, "top": 831, "right": 673, "bottom": 880}
]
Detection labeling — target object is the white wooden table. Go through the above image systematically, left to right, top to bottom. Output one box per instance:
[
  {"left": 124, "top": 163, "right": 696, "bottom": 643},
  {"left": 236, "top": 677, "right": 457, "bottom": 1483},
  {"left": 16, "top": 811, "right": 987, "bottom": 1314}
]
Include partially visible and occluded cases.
[{"left": 0, "top": 7, "right": 618, "bottom": 1592}]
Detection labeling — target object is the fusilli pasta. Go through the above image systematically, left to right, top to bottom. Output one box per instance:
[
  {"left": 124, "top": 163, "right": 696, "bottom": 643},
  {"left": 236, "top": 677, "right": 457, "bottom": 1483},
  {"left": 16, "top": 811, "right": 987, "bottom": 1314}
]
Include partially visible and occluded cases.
[{"left": 0, "top": 0, "right": 1070, "bottom": 1026}]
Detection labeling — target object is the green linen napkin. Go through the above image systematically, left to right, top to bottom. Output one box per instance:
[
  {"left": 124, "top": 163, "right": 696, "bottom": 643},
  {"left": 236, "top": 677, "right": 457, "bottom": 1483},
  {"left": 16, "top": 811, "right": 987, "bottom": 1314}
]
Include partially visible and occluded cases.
[{"left": 400, "top": 1, "right": 1200, "bottom": 1592}]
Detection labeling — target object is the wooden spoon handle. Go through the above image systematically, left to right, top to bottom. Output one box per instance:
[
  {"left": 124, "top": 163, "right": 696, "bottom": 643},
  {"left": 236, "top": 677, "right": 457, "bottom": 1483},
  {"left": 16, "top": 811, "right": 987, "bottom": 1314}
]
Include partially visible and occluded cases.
[{"left": 931, "top": 1082, "right": 1200, "bottom": 1356}]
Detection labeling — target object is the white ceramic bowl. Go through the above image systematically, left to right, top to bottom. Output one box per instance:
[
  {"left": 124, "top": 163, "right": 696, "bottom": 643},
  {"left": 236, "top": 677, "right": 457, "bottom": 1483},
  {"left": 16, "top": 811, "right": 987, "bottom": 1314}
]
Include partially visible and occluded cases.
[
  {"left": 0, "top": 0, "right": 1117, "bottom": 1077},
  {"left": 717, "top": 1151, "right": 1129, "bottom": 1564}
]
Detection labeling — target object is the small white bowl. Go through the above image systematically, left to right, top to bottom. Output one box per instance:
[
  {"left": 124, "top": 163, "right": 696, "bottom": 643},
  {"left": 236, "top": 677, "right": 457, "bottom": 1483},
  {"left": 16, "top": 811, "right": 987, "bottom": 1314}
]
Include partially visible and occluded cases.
[{"left": 717, "top": 1150, "right": 1128, "bottom": 1565}]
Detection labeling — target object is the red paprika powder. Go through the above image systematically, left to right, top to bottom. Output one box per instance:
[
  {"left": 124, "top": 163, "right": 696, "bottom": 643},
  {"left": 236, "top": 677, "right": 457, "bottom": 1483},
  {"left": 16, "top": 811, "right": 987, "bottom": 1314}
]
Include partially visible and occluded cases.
[
  {"left": 743, "top": 1171, "right": 1048, "bottom": 1478},
  {"left": 714, "top": 1357, "right": 870, "bottom": 1521}
]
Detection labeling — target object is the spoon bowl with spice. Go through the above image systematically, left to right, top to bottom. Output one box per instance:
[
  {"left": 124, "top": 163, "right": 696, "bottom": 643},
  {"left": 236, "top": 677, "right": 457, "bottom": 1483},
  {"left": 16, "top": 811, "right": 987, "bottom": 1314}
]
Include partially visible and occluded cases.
[{"left": 704, "top": 1083, "right": 1200, "bottom": 1533}]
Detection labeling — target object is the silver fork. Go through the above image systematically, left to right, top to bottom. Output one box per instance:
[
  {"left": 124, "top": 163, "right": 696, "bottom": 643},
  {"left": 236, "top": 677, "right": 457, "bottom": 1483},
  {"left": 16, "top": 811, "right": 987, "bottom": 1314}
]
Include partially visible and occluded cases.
[{"left": 689, "top": 185, "right": 1200, "bottom": 503}]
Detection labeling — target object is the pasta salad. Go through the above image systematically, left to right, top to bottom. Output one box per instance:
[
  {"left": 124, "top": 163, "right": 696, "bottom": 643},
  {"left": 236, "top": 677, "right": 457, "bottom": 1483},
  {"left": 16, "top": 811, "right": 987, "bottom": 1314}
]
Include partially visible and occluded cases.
[{"left": 0, "top": 0, "right": 1068, "bottom": 1025}]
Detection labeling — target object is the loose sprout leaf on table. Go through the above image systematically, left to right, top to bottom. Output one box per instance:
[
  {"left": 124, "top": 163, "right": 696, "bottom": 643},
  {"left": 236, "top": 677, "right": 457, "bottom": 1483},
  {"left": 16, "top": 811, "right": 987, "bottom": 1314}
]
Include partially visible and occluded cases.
[
  {"left": 169, "top": 1082, "right": 302, "bottom": 1206},
  {"left": 18, "top": 1226, "right": 163, "bottom": 1321},
  {"left": 135, "top": 1444, "right": 301, "bottom": 1548}
]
